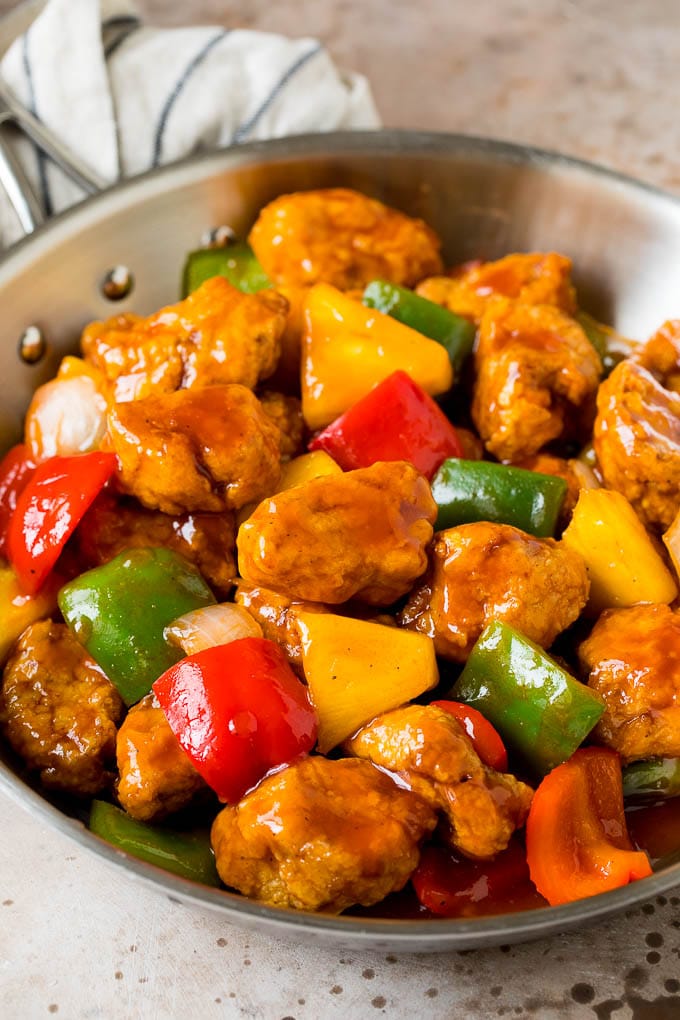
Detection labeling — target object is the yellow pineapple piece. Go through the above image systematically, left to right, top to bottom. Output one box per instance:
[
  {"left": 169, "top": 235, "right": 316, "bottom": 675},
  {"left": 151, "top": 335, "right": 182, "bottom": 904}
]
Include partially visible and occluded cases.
[
  {"left": 301, "top": 284, "right": 453, "bottom": 430},
  {"left": 277, "top": 451, "right": 342, "bottom": 491},
  {"left": 562, "top": 488, "right": 677, "bottom": 613},
  {"left": 0, "top": 564, "right": 58, "bottom": 663},
  {"left": 297, "top": 611, "right": 438, "bottom": 752}
]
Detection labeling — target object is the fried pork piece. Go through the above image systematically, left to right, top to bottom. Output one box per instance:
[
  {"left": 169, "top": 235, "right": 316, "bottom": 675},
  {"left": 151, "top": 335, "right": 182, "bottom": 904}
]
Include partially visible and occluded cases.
[
  {"left": 248, "top": 187, "right": 443, "bottom": 290},
  {"left": 416, "top": 252, "right": 576, "bottom": 323},
  {"left": 81, "top": 276, "right": 288, "bottom": 402},
  {"left": 471, "top": 298, "right": 602, "bottom": 462},
  {"left": 637, "top": 319, "right": 680, "bottom": 390},
  {"left": 594, "top": 358, "right": 680, "bottom": 531},
  {"left": 107, "top": 384, "right": 281, "bottom": 514},
  {"left": 257, "top": 390, "right": 304, "bottom": 460},
  {"left": 455, "top": 427, "right": 485, "bottom": 461},
  {"left": 512, "top": 452, "right": 582, "bottom": 523},
  {"left": 237, "top": 461, "right": 436, "bottom": 605},
  {"left": 77, "top": 493, "right": 237, "bottom": 597},
  {"left": 400, "top": 521, "right": 589, "bottom": 661},
  {"left": 234, "top": 582, "right": 327, "bottom": 670},
  {"left": 579, "top": 604, "right": 680, "bottom": 763},
  {"left": 0, "top": 621, "right": 123, "bottom": 796},
  {"left": 116, "top": 694, "right": 205, "bottom": 822},
  {"left": 346, "top": 705, "right": 533, "bottom": 859},
  {"left": 211, "top": 756, "right": 437, "bottom": 913}
]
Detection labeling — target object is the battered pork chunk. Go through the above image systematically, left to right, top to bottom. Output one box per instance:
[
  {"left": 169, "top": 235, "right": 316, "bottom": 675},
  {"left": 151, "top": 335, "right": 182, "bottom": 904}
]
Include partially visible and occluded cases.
[
  {"left": 248, "top": 188, "right": 443, "bottom": 290},
  {"left": 416, "top": 252, "right": 576, "bottom": 323},
  {"left": 81, "top": 276, "right": 288, "bottom": 402},
  {"left": 471, "top": 298, "right": 602, "bottom": 462},
  {"left": 637, "top": 318, "right": 680, "bottom": 389},
  {"left": 594, "top": 357, "right": 680, "bottom": 531},
  {"left": 107, "top": 384, "right": 281, "bottom": 514},
  {"left": 257, "top": 390, "right": 304, "bottom": 460},
  {"left": 512, "top": 452, "right": 583, "bottom": 524},
  {"left": 237, "top": 461, "right": 437, "bottom": 605},
  {"left": 77, "top": 494, "right": 237, "bottom": 596},
  {"left": 400, "top": 522, "right": 589, "bottom": 661},
  {"left": 234, "top": 583, "right": 328, "bottom": 671},
  {"left": 579, "top": 604, "right": 680, "bottom": 762},
  {"left": 0, "top": 621, "right": 123, "bottom": 796},
  {"left": 116, "top": 694, "right": 205, "bottom": 822},
  {"left": 346, "top": 705, "right": 533, "bottom": 859},
  {"left": 210, "top": 756, "right": 437, "bottom": 913}
]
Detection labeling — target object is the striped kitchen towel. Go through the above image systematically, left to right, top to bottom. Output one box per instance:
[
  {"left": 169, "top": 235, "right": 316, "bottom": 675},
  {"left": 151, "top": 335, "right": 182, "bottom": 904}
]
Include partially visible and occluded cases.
[{"left": 0, "top": 0, "right": 380, "bottom": 245}]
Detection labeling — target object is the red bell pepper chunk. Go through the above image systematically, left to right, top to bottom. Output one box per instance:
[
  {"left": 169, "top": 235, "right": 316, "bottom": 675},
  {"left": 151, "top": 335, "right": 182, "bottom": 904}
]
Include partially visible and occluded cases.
[
  {"left": 308, "top": 370, "right": 463, "bottom": 479},
  {"left": 0, "top": 444, "right": 35, "bottom": 558},
  {"left": 7, "top": 451, "right": 117, "bottom": 594},
  {"left": 153, "top": 637, "right": 318, "bottom": 804},
  {"left": 432, "top": 699, "right": 508, "bottom": 772},
  {"left": 525, "top": 746, "right": 652, "bottom": 907},
  {"left": 412, "top": 838, "right": 541, "bottom": 917}
]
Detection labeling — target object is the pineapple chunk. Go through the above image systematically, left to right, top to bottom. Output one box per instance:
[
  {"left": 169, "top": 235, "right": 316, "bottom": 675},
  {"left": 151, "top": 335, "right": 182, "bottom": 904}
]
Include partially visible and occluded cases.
[
  {"left": 235, "top": 450, "right": 341, "bottom": 526},
  {"left": 277, "top": 451, "right": 342, "bottom": 492},
  {"left": 562, "top": 488, "right": 677, "bottom": 613},
  {"left": 0, "top": 564, "right": 58, "bottom": 663},
  {"left": 297, "top": 612, "right": 438, "bottom": 752}
]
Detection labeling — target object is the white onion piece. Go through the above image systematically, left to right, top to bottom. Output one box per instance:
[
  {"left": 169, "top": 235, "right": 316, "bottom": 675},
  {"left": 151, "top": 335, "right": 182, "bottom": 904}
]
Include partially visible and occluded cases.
[
  {"left": 25, "top": 375, "right": 108, "bottom": 462},
  {"left": 568, "top": 458, "right": 601, "bottom": 491},
  {"left": 663, "top": 509, "right": 680, "bottom": 581},
  {"left": 165, "top": 604, "right": 263, "bottom": 656}
]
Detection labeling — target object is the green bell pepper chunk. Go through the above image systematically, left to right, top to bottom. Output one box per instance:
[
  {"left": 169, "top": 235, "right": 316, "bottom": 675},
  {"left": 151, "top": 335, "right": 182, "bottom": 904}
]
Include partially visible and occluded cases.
[
  {"left": 182, "top": 242, "right": 271, "bottom": 297},
  {"left": 362, "top": 279, "right": 475, "bottom": 374},
  {"left": 577, "top": 311, "right": 636, "bottom": 377},
  {"left": 431, "top": 458, "right": 568, "bottom": 537},
  {"left": 58, "top": 547, "right": 215, "bottom": 706},
  {"left": 451, "top": 620, "right": 605, "bottom": 775},
  {"left": 622, "top": 758, "right": 680, "bottom": 801},
  {"left": 89, "top": 801, "right": 220, "bottom": 886}
]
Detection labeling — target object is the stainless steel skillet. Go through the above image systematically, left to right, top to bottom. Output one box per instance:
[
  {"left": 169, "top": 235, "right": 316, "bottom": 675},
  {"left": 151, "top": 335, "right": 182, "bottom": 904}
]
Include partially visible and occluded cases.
[{"left": 1, "top": 130, "right": 680, "bottom": 952}]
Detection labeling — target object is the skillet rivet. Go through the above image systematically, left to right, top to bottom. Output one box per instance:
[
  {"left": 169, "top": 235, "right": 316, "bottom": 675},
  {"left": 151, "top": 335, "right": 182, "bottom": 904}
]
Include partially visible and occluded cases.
[
  {"left": 200, "top": 225, "right": 236, "bottom": 249},
  {"left": 101, "top": 265, "right": 134, "bottom": 300},
  {"left": 18, "top": 325, "right": 46, "bottom": 364}
]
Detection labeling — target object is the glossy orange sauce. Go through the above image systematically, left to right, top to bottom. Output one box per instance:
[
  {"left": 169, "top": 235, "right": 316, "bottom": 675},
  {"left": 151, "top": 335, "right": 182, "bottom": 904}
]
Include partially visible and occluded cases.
[
  {"left": 627, "top": 796, "right": 680, "bottom": 866},
  {"left": 352, "top": 797, "right": 680, "bottom": 920}
]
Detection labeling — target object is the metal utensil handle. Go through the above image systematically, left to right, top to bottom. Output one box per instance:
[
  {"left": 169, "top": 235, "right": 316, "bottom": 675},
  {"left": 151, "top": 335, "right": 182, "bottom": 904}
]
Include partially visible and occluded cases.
[
  {"left": 0, "top": 78, "right": 108, "bottom": 237},
  {"left": 0, "top": 124, "right": 44, "bottom": 233}
]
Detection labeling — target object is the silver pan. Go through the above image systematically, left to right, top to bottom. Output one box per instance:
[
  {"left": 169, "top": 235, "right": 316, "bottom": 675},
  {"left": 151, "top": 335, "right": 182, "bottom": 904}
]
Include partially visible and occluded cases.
[{"left": 1, "top": 130, "right": 680, "bottom": 952}]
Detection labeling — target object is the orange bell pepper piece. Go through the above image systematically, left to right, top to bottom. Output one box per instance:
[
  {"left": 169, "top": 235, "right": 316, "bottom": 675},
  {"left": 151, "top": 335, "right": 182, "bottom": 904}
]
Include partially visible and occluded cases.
[{"left": 526, "top": 746, "right": 652, "bottom": 906}]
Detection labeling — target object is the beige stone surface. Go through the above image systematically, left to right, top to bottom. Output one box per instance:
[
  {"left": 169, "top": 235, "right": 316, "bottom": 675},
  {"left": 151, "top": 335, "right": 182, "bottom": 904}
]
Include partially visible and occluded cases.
[
  {"left": 0, "top": 0, "right": 678, "bottom": 191},
  {"left": 77, "top": 0, "right": 680, "bottom": 192},
  {"left": 0, "top": 2, "right": 680, "bottom": 1018},
  {"left": 2, "top": 803, "right": 680, "bottom": 1020}
]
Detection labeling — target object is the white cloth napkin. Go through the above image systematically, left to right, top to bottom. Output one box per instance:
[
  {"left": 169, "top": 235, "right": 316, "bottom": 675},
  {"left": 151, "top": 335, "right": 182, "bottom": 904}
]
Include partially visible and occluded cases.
[{"left": 0, "top": 0, "right": 380, "bottom": 245}]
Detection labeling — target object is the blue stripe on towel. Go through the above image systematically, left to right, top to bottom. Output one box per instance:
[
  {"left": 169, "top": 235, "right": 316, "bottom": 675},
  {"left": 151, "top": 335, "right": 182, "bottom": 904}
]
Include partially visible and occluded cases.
[
  {"left": 21, "top": 28, "right": 52, "bottom": 216},
  {"left": 151, "top": 29, "right": 229, "bottom": 167},
  {"left": 232, "top": 43, "right": 323, "bottom": 143}
]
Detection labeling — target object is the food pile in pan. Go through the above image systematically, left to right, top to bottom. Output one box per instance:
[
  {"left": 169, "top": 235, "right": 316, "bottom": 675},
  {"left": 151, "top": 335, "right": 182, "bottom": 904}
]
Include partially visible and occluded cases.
[{"left": 1, "top": 186, "right": 678, "bottom": 917}]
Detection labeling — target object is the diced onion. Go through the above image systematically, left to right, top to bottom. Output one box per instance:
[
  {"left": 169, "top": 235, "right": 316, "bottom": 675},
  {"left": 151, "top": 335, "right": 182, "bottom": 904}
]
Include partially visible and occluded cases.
[
  {"left": 25, "top": 375, "right": 108, "bottom": 461},
  {"left": 568, "top": 458, "right": 601, "bottom": 491},
  {"left": 663, "top": 508, "right": 680, "bottom": 580},
  {"left": 164, "top": 603, "right": 263, "bottom": 656}
]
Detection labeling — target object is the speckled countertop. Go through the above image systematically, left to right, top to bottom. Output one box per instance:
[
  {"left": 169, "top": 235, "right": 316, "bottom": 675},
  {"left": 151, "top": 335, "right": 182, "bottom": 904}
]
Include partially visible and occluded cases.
[{"left": 1, "top": 1, "right": 680, "bottom": 1018}]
